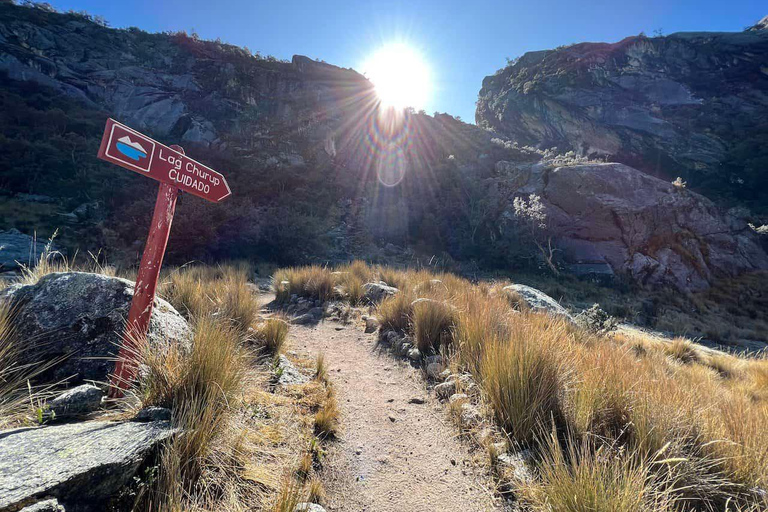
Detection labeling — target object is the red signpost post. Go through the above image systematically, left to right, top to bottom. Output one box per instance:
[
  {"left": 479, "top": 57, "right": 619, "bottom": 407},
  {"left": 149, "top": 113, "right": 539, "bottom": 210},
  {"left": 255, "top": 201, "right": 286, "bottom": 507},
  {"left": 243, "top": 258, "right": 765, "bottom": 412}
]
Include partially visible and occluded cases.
[{"left": 97, "top": 118, "right": 231, "bottom": 397}]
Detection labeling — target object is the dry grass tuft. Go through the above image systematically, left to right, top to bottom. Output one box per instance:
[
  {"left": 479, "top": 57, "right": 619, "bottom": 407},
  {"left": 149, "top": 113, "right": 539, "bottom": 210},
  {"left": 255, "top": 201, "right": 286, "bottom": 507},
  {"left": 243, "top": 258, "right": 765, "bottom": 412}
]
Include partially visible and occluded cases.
[
  {"left": 162, "top": 264, "right": 260, "bottom": 333},
  {"left": 273, "top": 266, "right": 335, "bottom": 303},
  {"left": 376, "top": 291, "right": 413, "bottom": 332},
  {"left": 412, "top": 299, "right": 455, "bottom": 353},
  {"left": 134, "top": 315, "right": 248, "bottom": 508},
  {"left": 254, "top": 317, "right": 289, "bottom": 355},
  {"left": 480, "top": 319, "right": 564, "bottom": 446},
  {"left": 664, "top": 337, "right": 702, "bottom": 364},
  {"left": 314, "top": 353, "right": 328, "bottom": 383},
  {"left": 314, "top": 386, "right": 340, "bottom": 438},
  {"left": 520, "top": 430, "right": 677, "bottom": 512},
  {"left": 306, "top": 476, "right": 325, "bottom": 504}
]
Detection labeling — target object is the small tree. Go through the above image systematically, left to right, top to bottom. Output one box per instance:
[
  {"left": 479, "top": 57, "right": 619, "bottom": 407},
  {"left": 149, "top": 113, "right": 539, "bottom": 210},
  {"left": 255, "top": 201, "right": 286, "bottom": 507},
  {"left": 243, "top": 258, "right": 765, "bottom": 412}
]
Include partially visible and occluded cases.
[{"left": 513, "top": 194, "right": 559, "bottom": 275}]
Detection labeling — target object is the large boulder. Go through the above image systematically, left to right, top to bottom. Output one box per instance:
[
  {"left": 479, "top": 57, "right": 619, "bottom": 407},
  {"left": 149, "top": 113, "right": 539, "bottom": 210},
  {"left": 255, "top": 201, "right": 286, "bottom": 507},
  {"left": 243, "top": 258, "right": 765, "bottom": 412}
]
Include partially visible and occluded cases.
[
  {"left": 501, "top": 163, "right": 768, "bottom": 291},
  {"left": 0, "top": 272, "right": 189, "bottom": 385},
  {"left": 363, "top": 282, "right": 399, "bottom": 303},
  {"left": 503, "top": 284, "right": 573, "bottom": 321},
  {"left": 0, "top": 420, "right": 175, "bottom": 511}
]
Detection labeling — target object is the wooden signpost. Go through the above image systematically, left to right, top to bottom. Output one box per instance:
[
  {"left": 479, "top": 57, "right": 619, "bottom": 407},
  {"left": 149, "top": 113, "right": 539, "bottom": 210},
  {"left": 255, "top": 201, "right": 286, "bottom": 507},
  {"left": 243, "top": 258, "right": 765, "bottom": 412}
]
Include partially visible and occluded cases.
[{"left": 97, "top": 118, "right": 231, "bottom": 397}]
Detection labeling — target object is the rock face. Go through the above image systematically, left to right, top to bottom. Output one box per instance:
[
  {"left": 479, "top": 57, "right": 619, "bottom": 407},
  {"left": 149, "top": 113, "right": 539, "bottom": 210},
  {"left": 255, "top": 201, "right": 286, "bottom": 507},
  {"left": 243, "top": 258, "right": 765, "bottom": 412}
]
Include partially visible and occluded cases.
[
  {"left": 477, "top": 22, "right": 768, "bottom": 212},
  {"left": 503, "top": 163, "right": 768, "bottom": 291},
  {"left": 0, "top": 229, "right": 52, "bottom": 272},
  {"left": 0, "top": 272, "right": 189, "bottom": 385},
  {"left": 0, "top": 420, "right": 175, "bottom": 511}
]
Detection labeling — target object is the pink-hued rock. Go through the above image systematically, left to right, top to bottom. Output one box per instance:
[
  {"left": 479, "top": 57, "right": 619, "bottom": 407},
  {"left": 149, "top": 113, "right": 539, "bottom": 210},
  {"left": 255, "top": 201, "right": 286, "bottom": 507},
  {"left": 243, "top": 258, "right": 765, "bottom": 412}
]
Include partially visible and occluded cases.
[{"left": 515, "top": 163, "right": 768, "bottom": 291}]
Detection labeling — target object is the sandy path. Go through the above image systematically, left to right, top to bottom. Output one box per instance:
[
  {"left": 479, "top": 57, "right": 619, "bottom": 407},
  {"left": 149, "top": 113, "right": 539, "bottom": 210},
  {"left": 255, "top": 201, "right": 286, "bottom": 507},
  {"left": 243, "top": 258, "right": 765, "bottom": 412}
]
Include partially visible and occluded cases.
[{"left": 285, "top": 317, "right": 500, "bottom": 512}]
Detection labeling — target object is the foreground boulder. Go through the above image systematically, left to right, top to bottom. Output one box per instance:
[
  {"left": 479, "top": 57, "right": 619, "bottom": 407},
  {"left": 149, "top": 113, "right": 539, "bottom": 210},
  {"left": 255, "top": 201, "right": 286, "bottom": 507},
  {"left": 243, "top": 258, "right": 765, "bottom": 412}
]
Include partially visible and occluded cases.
[
  {"left": 499, "top": 163, "right": 768, "bottom": 291},
  {"left": 0, "top": 272, "right": 189, "bottom": 385},
  {"left": 0, "top": 420, "right": 175, "bottom": 511}
]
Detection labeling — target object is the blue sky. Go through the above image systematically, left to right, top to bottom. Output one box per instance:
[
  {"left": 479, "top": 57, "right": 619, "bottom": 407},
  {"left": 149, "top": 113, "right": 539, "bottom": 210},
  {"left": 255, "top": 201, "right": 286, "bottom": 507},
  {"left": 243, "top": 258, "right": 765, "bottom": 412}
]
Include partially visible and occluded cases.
[{"left": 47, "top": 0, "right": 766, "bottom": 122}]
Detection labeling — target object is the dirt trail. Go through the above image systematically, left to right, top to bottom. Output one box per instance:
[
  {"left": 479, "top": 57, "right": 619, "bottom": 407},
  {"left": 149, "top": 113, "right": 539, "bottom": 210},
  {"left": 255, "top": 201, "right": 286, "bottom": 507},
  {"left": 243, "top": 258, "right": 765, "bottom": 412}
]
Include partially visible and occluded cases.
[{"left": 285, "top": 316, "right": 500, "bottom": 512}]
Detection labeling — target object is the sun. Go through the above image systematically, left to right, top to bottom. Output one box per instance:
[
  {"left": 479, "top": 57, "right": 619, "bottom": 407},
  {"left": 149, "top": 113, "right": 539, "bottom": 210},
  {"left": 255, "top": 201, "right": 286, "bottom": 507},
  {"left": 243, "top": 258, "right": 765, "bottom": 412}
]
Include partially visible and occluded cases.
[{"left": 362, "top": 43, "right": 431, "bottom": 110}]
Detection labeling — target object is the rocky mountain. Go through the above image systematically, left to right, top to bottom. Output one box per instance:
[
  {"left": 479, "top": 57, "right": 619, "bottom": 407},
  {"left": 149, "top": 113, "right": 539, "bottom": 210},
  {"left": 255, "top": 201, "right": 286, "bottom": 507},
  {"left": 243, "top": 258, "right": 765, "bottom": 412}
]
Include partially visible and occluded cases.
[
  {"left": 0, "top": 2, "right": 765, "bottom": 293},
  {"left": 0, "top": 2, "right": 516, "bottom": 267},
  {"left": 476, "top": 21, "right": 768, "bottom": 214}
]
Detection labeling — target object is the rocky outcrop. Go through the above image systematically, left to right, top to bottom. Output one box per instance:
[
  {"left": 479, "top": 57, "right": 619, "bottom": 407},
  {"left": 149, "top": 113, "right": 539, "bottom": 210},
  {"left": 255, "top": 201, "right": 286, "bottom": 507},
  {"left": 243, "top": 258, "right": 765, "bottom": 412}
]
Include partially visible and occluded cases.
[
  {"left": 0, "top": 3, "right": 372, "bottom": 148},
  {"left": 477, "top": 21, "right": 768, "bottom": 212},
  {"left": 501, "top": 162, "right": 768, "bottom": 291},
  {"left": 0, "top": 229, "right": 53, "bottom": 272},
  {"left": 0, "top": 272, "right": 189, "bottom": 385},
  {"left": 363, "top": 282, "right": 399, "bottom": 303},
  {"left": 503, "top": 284, "right": 573, "bottom": 320},
  {"left": 275, "top": 354, "right": 309, "bottom": 386},
  {"left": 44, "top": 384, "right": 103, "bottom": 421},
  {"left": 0, "top": 420, "right": 175, "bottom": 511}
]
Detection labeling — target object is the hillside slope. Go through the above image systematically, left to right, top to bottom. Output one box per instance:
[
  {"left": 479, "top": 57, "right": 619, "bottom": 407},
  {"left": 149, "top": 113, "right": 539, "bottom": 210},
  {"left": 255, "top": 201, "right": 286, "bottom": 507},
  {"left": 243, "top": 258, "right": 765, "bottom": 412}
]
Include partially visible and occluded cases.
[
  {"left": 0, "top": 2, "right": 522, "bottom": 265},
  {"left": 1, "top": 3, "right": 766, "bottom": 295},
  {"left": 476, "top": 22, "right": 768, "bottom": 213}
]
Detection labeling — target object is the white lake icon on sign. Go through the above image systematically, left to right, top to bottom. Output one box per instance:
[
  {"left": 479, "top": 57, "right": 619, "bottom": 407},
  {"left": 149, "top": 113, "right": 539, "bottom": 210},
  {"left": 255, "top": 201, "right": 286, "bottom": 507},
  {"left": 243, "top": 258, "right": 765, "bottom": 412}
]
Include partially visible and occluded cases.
[{"left": 116, "top": 135, "right": 148, "bottom": 162}]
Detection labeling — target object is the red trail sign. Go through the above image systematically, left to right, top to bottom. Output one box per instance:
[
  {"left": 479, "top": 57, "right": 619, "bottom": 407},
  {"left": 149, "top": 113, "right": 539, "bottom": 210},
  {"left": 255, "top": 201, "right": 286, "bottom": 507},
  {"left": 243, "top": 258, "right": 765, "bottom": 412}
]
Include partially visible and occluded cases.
[
  {"left": 97, "top": 118, "right": 231, "bottom": 397},
  {"left": 98, "top": 118, "right": 231, "bottom": 202}
]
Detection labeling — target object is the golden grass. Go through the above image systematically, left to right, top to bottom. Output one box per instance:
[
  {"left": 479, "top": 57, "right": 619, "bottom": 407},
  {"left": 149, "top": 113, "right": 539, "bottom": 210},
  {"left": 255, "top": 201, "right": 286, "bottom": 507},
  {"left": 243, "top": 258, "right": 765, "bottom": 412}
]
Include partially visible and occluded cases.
[
  {"left": 275, "top": 261, "right": 768, "bottom": 509},
  {"left": 162, "top": 264, "right": 260, "bottom": 333},
  {"left": 273, "top": 266, "right": 335, "bottom": 303},
  {"left": 376, "top": 291, "right": 414, "bottom": 332},
  {"left": 411, "top": 299, "right": 455, "bottom": 354},
  {"left": 0, "top": 300, "right": 34, "bottom": 428},
  {"left": 133, "top": 316, "right": 249, "bottom": 508},
  {"left": 480, "top": 317, "right": 564, "bottom": 445},
  {"left": 254, "top": 318, "right": 289, "bottom": 355},
  {"left": 314, "top": 353, "right": 328, "bottom": 383},
  {"left": 314, "top": 386, "right": 340, "bottom": 438},
  {"left": 520, "top": 431, "right": 677, "bottom": 512},
  {"left": 306, "top": 476, "right": 325, "bottom": 504}
]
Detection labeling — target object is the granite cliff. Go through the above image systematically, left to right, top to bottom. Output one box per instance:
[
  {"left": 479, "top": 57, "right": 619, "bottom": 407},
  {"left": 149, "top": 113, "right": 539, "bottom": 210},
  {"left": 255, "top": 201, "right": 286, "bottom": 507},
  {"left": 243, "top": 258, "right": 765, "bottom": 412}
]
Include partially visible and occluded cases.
[{"left": 476, "top": 20, "right": 768, "bottom": 214}]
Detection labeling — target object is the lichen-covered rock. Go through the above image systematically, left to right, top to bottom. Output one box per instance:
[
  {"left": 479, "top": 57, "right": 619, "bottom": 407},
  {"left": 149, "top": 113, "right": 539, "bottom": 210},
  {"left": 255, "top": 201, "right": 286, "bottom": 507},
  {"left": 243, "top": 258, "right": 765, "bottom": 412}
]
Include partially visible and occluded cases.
[
  {"left": 0, "top": 272, "right": 189, "bottom": 385},
  {"left": 363, "top": 282, "right": 399, "bottom": 303},
  {"left": 503, "top": 284, "right": 573, "bottom": 320},
  {"left": 362, "top": 316, "right": 379, "bottom": 333},
  {"left": 275, "top": 354, "right": 309, "bottom": 386},
  {"left": 434, "top": 381, "right": 456, "bottom": 400},
  {"left": 45, "top": 384, "right": 103, "bottom": 421},
  {"left": 134, "top": 406, "right": 172, "bottom": 422},
  {"left": 0, "top": 420, "right": 175, "bottom": 511},
  {"left": 19, "top": 499, "right": 66, "bottom": 512},
  {"left": 294, "top": 504, "right": 326, "bottom": 512}
]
